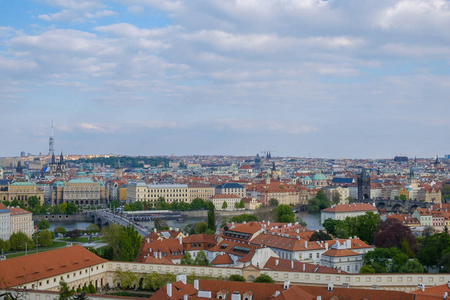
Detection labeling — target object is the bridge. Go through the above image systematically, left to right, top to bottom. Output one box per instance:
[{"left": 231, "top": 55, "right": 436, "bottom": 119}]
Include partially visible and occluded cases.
[
  {"left": 360, "top": 199, "right": 434, "bottom": 214},
  {"left": 87, "top": 209, "right": 150, "bottom": 237}
]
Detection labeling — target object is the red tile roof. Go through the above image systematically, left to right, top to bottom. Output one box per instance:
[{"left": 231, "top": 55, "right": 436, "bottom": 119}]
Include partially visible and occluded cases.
[
  {"left": 322, "top": 203, "right": 377, "bottom": 213},
  {"left": 0, "top": 245, "right": 107, "bottom": 288},
  {"left": 321, "top": 248, "right": 361, "bottom": 257},
  {"left": 264, "top": 257, "right": 346, "bottom": 274}
]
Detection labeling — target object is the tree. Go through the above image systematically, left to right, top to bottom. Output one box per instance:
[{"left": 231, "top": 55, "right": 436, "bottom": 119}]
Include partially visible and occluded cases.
[
  {"left": 307, "top": 190, "right": 330, "bottom": 212},
  {"left": 331, "top": 190, "right": 341, "bottom": 204},
  {"left": 399, "top": 194, "right": 407, "bottom": 201},
  {"left": 28, "top": 196, "right": 40, "bottom": 209},
  {"left": 347, "top": 196, "right": 354, "bottom": 204},
  {"left": 155, "top": 197, "right": 169, "bottom": 210},
  {"left": 11, "top": 198, "right": 19, "bottom": 207},
  {"left": 191, "top": 198, "right": 207, "bottom": 210},
  {"left": 269, "top": 198, "right": 279, "bottom": 207},
  {"left": 238, "top": 200, "right": 245, "bottom": 209},
  {"left": 207, "top": 201, "right": 216, "bottom": 231},
  {"left": 222, "top": 201, "right": 228, "bottom": 210},
  {"left": 60, "top": 203, "right": 67, "bottom": 214},
  {"left": 66, "top": 203, "right": 78, "bottom": 215},
  {"left": 124, "top": 203, "right": 130, "bottom": 211},
  {"left": 51, "top": 205, "right": 62, "bottom": 214},
  {"left": 275, "top": 205, "right": 295, "bottom": 223},
  {"left": 353, "top": 212, "right": 381, "bottom": 244},
  {"left": 229, "top": 214, "right": 258, "bottom": 223},
  {"left": 154, "top": 218, "right": 168, "bottom": 231},
  {"left": 373, "top": 218, "right": 418, "bottom": 255},
  {"left": 38, "top": 219, "right": 50, "bottom": 230},
  {"left": 322, "top": 219, "right": 342, "bottom": 236},
  {"left": 195, "top": 222, "right": 208, "bottom": 234},
  {"left": 86, "top": 223, "right": 100, "bottom": 232},
  {"left": 119, "top": 225, "right": 142, "bottom": 262},
  {"left": 54, "top": 226, "right": 67, "bottom": 235},
  {"left": 37, "top": 229, "right": 52, "bottom": 247},
  {"left": 66, "top": 229, "right": 81, "bottom": 241},
  {"left": 9, "top": 231, "right": 34, "bottom": 251},
  {"left": 309, "top": 231, "right": 332, "bottom": 241},
  {"left": 418, "top": 231, "right": 450, "bottom": 269},
  {"left": 0, "top": 238, "right": 10, "bottom": 253},
  {"left": 362, "top": 247, "right": 416, "bottom": 273},
  {"left": 194, "top": 250, "right": 210, "bottom": 266},
  {"left": 180, "top": 252, "right": 193, "bottom": 265},
  {"left": 398, "top": 259, "right": 424, "bottom": 273},
  {"left": 359, "top": 265, "right": 375, "bottom": 273},
  {"left": 114, "top": 268, "right": 137, "bottom": 289},
  {"left": 228, "top": 274, "right": 246, "bottom": 282},
  {"left": 254, "top": 274, "right": 274, "bottom": 283},
  {"left": 59, "top": 281, "right": 75, "bottom": 300},
  {"left": 88, "top": 283, "right": 96, "bottom": 294}
]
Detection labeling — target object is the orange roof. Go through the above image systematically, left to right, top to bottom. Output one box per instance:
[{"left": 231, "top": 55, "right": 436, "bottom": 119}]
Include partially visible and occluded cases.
[
  {"left": 211, "top": 194, "right": 240, "bottom": 199},
  {"left": 322, "top": 203, "right": 377, "bottom": 213},
  {"left": 9, "top": 207, "right": 32, "bottom": 215},
  {"left": 0, "top": 245, "right": 107, "bottom": 288},
  {"left": 322, "top": 248, "right": 361, "bottom": 257},
  {"left": 211, "top": 253, "right": 233, "bottom": 265},
  {"left": 264, "top": 257, "right": 345, "bottom": 274}
]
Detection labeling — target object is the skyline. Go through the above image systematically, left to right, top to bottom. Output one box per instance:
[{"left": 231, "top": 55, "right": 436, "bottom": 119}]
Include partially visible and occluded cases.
[{"left": 2, "top": 0, "right": 450, "bottom": 158}]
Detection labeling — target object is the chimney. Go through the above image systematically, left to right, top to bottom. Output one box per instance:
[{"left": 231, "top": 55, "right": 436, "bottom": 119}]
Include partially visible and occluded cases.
[
  {"left": 169, "top": 227, "right": 173, "bottom": 231},
  {"left": 154, "top": 228, "right": 157, "bottom": 232},
  {"left": 179, "top": 236, "right": 183, "bottom": 245},
  {"left": 146, "top": 237, "right": 150, "bottom": 243},
  {"left": 305, "top": 241, "right": 308, "bottom": 248},
  {"left": 325, "top": 242, "right": 329, "bottom": 250},
  {"left": 275, "top": 259, "right": 279, "bottom": 266},
  {"left": 291, "top": 261, "right": 294, "bottom": 269},
  {"left": 303, "top": 264, "right": 305, "bottom": 272},
  {"left": 177, "top": 274, "right": 187, "bottom": 285},
  {"left": 194, "top": 280, "right": 199, "bottom": 290},
  {"left": 284, "top": 281, "right": 290, "bottom": 290},
  {"left": 167, "top": 283, "right": 172, "bottom": 298},
  {"left": 328, "top": 283, "right": 333, "bottom": 292},
  {"left": 418, "top": 284, "right": 425, "bottom": 292},
  {"left": 274, "top": 291, "right": 280, "bottom": 297},
  {"left": 231, "top": 292, "right": 241, "bottom": 300},
  {"left": 444, "top": 292, "right": 448, "bottom": 299},
  {"left": 184, "top": 295, "right": 188, "bottom": 300},
  {"left": 317, "top": 297, "right": 322, "bottom": 300}
]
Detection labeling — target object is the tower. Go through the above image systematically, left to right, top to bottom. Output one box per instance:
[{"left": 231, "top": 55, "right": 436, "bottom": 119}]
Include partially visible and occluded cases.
[
  {"left": 49, "top": 121, "right": 55, "bottom": 155},
  {"left": 357, "top": 167, "right": 370, "bottom": 202}
]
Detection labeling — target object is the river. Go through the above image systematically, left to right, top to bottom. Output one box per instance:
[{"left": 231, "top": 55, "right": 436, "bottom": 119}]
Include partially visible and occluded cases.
[{"left": 47, "top": 212, "right": 322, "bottom": 232}]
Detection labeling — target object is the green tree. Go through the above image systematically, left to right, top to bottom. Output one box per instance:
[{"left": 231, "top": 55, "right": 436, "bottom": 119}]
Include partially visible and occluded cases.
[
  {"left": 307, "top": 190, "right": 330, "bottom": 212},
  {"left": 331, "top": 190, "right": 341, "bottom": 204},
  {"left": 399, "top": 194, "right": 407, "bottom": 201},
  {"left": 28, "top": 196, "right": 40, "bottom": 209},
  {"left": 347, "top": 196, "right": 354, "bottom": 204},
  {"left": 155, "top": 197, "right": 169, "bottom": 210},
  {"left": 11, "top": 198, "right": 19, "bottom": 207},
  {"left": 191, "top": 198, "right": 207, "bottom": 210},
  {"left": 269, "top": 198, "right": 279, "bottom": 207},
  {"left": 238, "top": 200, "right": 245, "bottom": 208},
  {"left": 207, "top": 201, "right": 216, "bottom": 231},
  {"left": 222, "top": 201, "right": 228, "bottom": 210},
  {"left": 60, "top": 202, "right": 67, "bottom": 213},
  {"left": 66, "top": 203, "right": 78, "bottom": 214},
  {"left": 124, "top": 203, "right": 130, "bottom": 211},
  {"left": 51, "top": 205, "right": 62, "bottom": 214},
  {"left": 275, "top": 205, "right": 295, "bottom": 223},
  {"left": 229, "top": 214, "right": 258, "bottom": 223},
  {"left": 154, "top": 218, "right": 168, "bottom": 230},
  {"left": 38, "top": 219, "right": 50, "bottom": 230},
  {"left": 322, "top": 219, "right": 342, "bottom": 236},
  {"left": 195, "top": 222, "right": 208, "bottom": 234},
  {"left": 86, "top": 223, "right": 100, "bottom": 232},
  {"left": 119, "top": 225, "right": 142, "bottom": 262},
  {"left": 54, "top": 226, "right": 67, "bottom": 235},
  {"left": 37, "top": 229, "right": 53, "bottom": 247},
  {"left": 66, "top": 229, "right": 81, "bottom": 241},
  {"left": 9, "top": 231, "right": 34, "bottom": 251},
  {"left": 309, "top": 231, "right": 332, "bottom": 241},
  {"left": 418, "top": 231, "right": 450, "bottom": 269},
  {"left": 0, "top": 238, "right": 10, "bottom": 253},
  {"left": 194, "top": 250, "right": 210, "bottom": 266},
  {"left": 180, "top": 252, "right": 193, "bottom": 265},
  {"left": 398, "top": 259, "right": 424, "bottom": 273},
  {"left": 359, "top": 265, "right": 375, "bottom": 273},
  {"left": 114, "top": 268, "right": 137, "bottom": 289},
  {"left": 228, "top": 274, "right": 246, "bottom": 282},
  {"left": 254, "top": 274, "right": 274, "bottom": 283},
  {"left": 59, "top": 280, "right": 75, "bottom": 300},
  {"left": 88, "top": 283, "right": 96, "bottom": 294}
]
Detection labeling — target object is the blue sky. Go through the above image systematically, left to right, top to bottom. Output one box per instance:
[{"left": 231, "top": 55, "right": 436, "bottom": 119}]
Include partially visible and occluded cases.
[{"left": 1, "top": 0, "right": 450, "bottom": 158}]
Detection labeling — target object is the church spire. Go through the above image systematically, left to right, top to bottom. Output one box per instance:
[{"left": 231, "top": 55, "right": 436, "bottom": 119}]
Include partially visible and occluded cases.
[{"left": 60, "top": 152, "right": 64, "bottom": 164}]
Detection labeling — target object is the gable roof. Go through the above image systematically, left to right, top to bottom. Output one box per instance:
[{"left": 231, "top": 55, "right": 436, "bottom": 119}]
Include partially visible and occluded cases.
[{"left": 0, "top": 245, "right": 107, "bottom": 288}]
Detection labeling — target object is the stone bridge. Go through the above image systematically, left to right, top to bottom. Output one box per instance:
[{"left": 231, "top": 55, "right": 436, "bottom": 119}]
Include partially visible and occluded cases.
[
  {"left": 359, "top": 199, "right": 433, "bottom": 214},
  {"left": 86, "top": 209, "right": 150, "bottom": 236}
]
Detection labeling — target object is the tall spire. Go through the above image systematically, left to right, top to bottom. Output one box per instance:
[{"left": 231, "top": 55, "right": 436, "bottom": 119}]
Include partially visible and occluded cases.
[
  {"left": 49, "top": 121, "right": 55, "bottom": 155},
  {"left": 60, "top": 151, "right": 64, "bottom": 164}
]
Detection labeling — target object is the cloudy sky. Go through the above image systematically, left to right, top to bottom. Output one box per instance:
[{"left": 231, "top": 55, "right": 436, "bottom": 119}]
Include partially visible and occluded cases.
[{"left": 1, "top": 0, "right": 450, "bottom": 158}]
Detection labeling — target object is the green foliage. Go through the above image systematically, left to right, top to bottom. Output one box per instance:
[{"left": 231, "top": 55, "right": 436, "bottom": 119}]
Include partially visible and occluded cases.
[
  {"left": 307, "top": 190, "right": 330, "bottom": 212},
  {"left": 331, "top": 190, "right": 341, "bottom": 204},
  {"left": 399, "top": 194, "right": 407, "bottom": 201},
  {"left": 28, "top": 196, "right": 40, "bottom": 209},
  {"left": 155, "top": 197, "right": 169, "bottom": 210},
  {"left": 191, "top": 198, "right": 208, "bottom": 210},
  {"left": 268, "top": 198, "right": 279, "bottom": 207},
  {"left": 11, "top": 199, "right": 19, "bottom": 207},
  {"left": 2, "top": 200, "right": 11, "bottom": 207},
  {"left": 169, "top": 201, "right": 191, "bottom": 211},
  {"left": 207, "top": 201, "right": 216, "bottom": 231},
  {"left": 222, "top": 201, "right": 228, "bottom": 209},
  {"left": 60, "top": 203, "right": 67, "bottom": 213},
  {"left": 66, "top": 203, "right": 78, "bottom": 214},
  {"left": 124, "top": 203, "right": 130, "bottom": 211},
  {"left": 51, "top": 205, "right": 62, "bottom": 214},
  {"left": 275, "top": 205, "right": 295, "bottom": 223},
  {"left": 324, "top": 212, "right": 380, "bottom": 244},
  {"left": 229, "top": 214, "right": 258, "bottom": 223},
  {"left": 154, "top": 218, "right": 168, "bottom": 231},
  {"left": 323, "top": 218, "right": 342, "bottom": 235},
  {"left": 38, "top": 219, "right": 50, "bottom": 230},
  {"left": 195, "top": 222, "right": 208, "bottom": 234},
  {"left": 86, "top": 223, "right": 100, "bottom": 232},
  {"left": 119, "top": 225, "right": 142, "bottom": 262},
  {"left": 54, "top": 226, "right": 67, "bottom": 235},
  {"left": 37, "top": 229, "right": 53, "bottom": 247},
  {"left": 66, "top": 229, "right": 81, "bottom": 241},
  {"left": 9, "top": 231, "right": 34, "bottom": 251},
  {"left": 309, "top": 231, "right": 332, "bottom": 241},
  {"left": 418, "top": 231, "right": 450, "bottom": 269},
  {"left": 0, "top": 238, "right": 10, "bottom": 253},
  {"left": 363, "top": 247, "right": 423, "bottom": 273},
  {"left": 194, "top": 250, "right": 210, "bottom": 266},
  {"left": 181, "top": 252, "right": 193, "bottom": 265},
  {"left": 359, "top": 265, "right": 375, "bottom": 273},
  {"left": 114, "top": 269, "right": 138, "bottom": 289},
  {"left": 140, "top": 272, "right": 176, "bottom": 291},
  {"left": 228, "top": 274, "right": 246, "bottom": 282},
  {"left": 254, "top": 274, "right": 275, "bottom": 283},
  {"left": 59, "top": 281, "right": 75, "bottom": 300},
  {"left": 88, "top": 283, "right": 96, "bottom": 294}
]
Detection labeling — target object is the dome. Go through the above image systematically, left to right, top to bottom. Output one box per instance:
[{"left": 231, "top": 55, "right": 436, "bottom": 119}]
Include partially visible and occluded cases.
[
  {"left": 312, "top": 173, "right": 327, "bottom": 181},
  {"left": 304, "top": 175, "right": 312, "bottom": 181},
  {"left": 53, "top": 181, "right": 65, "bottom": 187}
]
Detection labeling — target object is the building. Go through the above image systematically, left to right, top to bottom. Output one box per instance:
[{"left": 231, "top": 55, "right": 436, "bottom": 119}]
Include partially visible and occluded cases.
[
  {"left": 357, "top": 168, "right": 371, "bottom": 201},
  {"left": 51, "top": 179, "right": 107, "bottom": 206},
  {"left": 0, "top": 180, "right": 44, "bottom": 205},
  {"left": 126, "top": 183, "right": 190, "bottom": 206},
  {"left": 187, "top": 183, "right": 215, "bottom": 202},
  {"left": 215, "top": 183, "right": 246, "bottom": 198},
  {"left": 323, "top": 186, "right": 350, "bottom": 204},
  {"left": 211, "top": 194, "right": 241, "bottom": 210},
  {"left": 242, "top": 197, "right": 262, "bottom": 210},
  {"left": 0, "top": 203, "right": 10, "bottom": 241},
  {"left": 320, "top": 203, "right": 378, "bottom": 224},
  {"left": 9, "top": 207, "right": 34, "bottom": 238},
  {"left": 412, "top": 208, "right": 433, "bottom": 226},
  {"left": 320, "top": 240, "right": 363, "bottom": 273},
  {"left": 0, "top": 245, "right": 107, "bottom": 291}
]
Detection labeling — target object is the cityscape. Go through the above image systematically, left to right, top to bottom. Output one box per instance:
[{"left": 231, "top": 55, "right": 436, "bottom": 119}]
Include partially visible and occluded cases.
[{"left": 2, "top": 0, "right": 450, "bottom": 300}]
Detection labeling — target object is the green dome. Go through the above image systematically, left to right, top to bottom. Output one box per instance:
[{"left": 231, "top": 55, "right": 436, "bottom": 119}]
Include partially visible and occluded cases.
[
  {"left": 312, "top": 173, "right": 326, "bottom": 181},
  {"left": 304, "top": 175, "right": 312, "bottom": 181}
]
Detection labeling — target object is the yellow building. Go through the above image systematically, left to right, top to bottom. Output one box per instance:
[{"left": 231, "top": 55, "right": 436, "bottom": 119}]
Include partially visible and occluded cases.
[
  {"left": 52, "top": 179, "right": 107, "bottom": 206},
  {"left": 0, "top": 181, "right": 44, "bottom": 205},
  {"left": 187, "top": 183, "right": 215, "bottom": 201},
  {"left": 398, "top": 187, "right": 410, "bottom": 200}
]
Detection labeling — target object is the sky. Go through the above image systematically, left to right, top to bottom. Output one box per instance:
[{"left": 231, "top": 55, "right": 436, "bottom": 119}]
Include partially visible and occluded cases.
[{"left": 1, "top": 0, "right": 450, "bottom": 158}]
